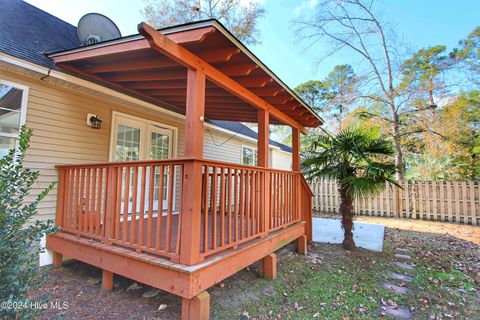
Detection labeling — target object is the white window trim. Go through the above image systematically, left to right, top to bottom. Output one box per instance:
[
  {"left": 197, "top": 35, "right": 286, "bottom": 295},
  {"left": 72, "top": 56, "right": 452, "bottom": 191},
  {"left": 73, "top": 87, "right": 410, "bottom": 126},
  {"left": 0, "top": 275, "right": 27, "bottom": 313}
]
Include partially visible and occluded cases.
[
  {"left": 0, "top": 79, "right": 29, "bottom": 134},
  {"left": 109, "top": 111, "right": 178, "bottom": 161},
  {"left": 241, "top": 145, "right": 258, "bottom": 166}
]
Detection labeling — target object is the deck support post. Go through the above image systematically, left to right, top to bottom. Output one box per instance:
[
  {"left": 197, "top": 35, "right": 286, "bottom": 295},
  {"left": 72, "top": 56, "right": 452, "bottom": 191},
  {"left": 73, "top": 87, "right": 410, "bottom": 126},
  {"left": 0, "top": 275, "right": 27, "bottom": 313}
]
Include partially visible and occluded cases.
[
  {"left": 180, "top": 69, "right": 205, "bottom": 266},
  {"left": 257, "top": 109, "right": 270, "bottom": 234},
  {"left": 257, "top": 109, "right": 269, "bottom": 168},
  {"left": 292, "top": 127, "right": 300, "bottom": 172},
  {"left": 297, "top": 235, "right": 307, "bottom": 255},
  {"left": 52, "top": 252, "right": 63, "bottom": 268},
  {"left": 259, "top": 253, "right": 277, "bottom": 280},
  {"left": 101, "top": 270, "right": 114, "bottom": 291},
  {"left": 182, "top": 291, "right": 210, "bottom": 320}
]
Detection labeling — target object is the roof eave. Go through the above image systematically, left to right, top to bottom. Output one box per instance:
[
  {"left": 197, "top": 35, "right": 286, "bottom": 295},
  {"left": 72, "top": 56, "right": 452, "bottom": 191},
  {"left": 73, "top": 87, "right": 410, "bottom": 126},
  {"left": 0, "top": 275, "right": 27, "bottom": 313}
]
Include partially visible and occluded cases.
[{"left": 48, "top": 19, "right": 324, "bottom": 127}]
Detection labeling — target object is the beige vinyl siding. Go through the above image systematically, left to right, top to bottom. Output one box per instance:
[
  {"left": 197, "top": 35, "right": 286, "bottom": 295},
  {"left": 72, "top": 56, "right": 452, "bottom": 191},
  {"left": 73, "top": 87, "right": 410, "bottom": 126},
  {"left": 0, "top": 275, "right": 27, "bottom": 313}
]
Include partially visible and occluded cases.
[
  {"left": 1, "top": 67, "right": 282, "bottom": 222},
  {"left": 1, "top": 69, "right": 184, "bottom": 221},
  {"left": 203, "top": 128, "right": 257, "bottom": 163},
  {"left": 272, "top": 149, "right": 292, "bottom": 170}
]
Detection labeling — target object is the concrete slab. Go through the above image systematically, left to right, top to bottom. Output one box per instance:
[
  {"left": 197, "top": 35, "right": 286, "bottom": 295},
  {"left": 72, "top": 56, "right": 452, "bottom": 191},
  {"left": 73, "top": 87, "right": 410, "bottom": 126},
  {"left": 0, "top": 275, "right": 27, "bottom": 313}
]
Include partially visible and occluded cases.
[{"left": 312, "top": 218, "right": 385, "bottom": 252}]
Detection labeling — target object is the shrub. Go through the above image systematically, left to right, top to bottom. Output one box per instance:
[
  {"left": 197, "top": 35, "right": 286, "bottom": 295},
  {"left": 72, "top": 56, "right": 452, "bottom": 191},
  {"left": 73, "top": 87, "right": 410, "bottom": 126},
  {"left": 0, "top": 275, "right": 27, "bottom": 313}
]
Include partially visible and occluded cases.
[{"left": 0, "top": 126, "right": 57, "bottom": 319}]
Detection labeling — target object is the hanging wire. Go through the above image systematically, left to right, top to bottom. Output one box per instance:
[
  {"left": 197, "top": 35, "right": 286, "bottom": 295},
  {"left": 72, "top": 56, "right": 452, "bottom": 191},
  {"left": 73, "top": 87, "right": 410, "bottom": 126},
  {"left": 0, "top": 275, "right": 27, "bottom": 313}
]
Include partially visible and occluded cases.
[{"left": 206, "top": 125, "right": 247, "bottom": 147}]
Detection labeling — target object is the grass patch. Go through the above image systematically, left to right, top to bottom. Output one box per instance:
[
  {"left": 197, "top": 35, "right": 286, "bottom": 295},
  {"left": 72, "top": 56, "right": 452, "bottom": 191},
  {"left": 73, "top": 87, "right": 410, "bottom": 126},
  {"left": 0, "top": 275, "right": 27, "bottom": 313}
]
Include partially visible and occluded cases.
[{"left": 212, "top": 244, "right": 403, "bottom": 319}]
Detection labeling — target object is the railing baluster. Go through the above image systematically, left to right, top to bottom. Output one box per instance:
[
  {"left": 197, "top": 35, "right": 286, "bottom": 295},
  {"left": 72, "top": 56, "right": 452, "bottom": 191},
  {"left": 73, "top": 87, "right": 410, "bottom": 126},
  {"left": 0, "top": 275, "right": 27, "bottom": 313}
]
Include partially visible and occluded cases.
[
  {"left": 166, "top": 164, "right": 174, "bottom": 252},
  {"left": 174, "top": 164, "right": 184, "bottom": 255},
  {"left": 147, "top": 165, "right": 155, "bottom": 248},
  {"left": 156, "top": 165, "right": 165, "bottom": 250},
  {"left": 202, "top": 165, "right": 209, "bottom": 253},
  {"left": 122, "top": 166, "right": 130, "bottom": 242},
  {"left": 130, "top": 166, "right": 138, "bottom": 244},
  {"left": 138, "top": 166, "right": 147, "bottom": 250},
  {"left": 211, "top": 166, "right": 218, "bottom": 250},
  {"left": 113, "top": 167, "right": 121, "bottom": 240},
  {"left": 220, "top": 167, "right": 226, "bottom": 247},
  {"left": 66, "top": 168, "right": 74, "bottom": 229},
  {"left": 84, "top": 168, "right": 91, "bottom": 234},
  {"left": 90, "top": 168, "right": 96, "bottom": 235},
  {"left": 227, "top": 168, "right": 232, "bottom": 244},
  {"left": 233, "top": 168, "right": 238, "bottom": 243},
  {"left": 239, "top": 170, "right": 244, "bottom": 240},
  {"left": 246, "top": 170, "right": 251, "bottom": 238},
  {"left": 252, "top": 170, "right": 257, "bottom": 235}
]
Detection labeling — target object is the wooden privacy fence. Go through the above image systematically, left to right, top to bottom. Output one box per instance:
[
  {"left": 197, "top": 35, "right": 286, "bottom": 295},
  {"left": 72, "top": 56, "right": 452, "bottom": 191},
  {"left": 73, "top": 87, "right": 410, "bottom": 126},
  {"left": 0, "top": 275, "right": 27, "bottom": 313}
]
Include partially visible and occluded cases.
[{"left": 310, "top": 179, "right": 479, "bottom": 225}]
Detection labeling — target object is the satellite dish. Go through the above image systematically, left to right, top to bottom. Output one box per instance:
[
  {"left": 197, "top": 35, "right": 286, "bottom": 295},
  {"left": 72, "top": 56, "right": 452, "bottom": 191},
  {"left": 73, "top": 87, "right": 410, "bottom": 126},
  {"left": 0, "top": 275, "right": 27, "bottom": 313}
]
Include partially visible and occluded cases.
[{"left": 77, "top": 13, "right": 121, "bottom": 45}]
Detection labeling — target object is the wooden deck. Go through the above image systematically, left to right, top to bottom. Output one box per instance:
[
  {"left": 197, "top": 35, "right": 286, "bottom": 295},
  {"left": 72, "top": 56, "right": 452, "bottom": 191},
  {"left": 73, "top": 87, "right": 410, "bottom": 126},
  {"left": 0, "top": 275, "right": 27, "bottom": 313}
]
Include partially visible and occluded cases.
[
  {"left": 50, "top": 157, "right": 313, "bottom": 320},
  {"left": 86, "top": 213, "right": 261, "bottom": 256},
  {"left": 47, "top": 221, "right": 306, "bottom": 299}
]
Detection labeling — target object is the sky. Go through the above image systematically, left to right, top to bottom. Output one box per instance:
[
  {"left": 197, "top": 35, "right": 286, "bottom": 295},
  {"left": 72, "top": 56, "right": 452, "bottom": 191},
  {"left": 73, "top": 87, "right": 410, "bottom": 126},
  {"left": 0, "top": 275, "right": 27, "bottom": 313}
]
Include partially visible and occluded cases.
[{"left": 25, "top": 0, "right": 479, "bottom": 89}]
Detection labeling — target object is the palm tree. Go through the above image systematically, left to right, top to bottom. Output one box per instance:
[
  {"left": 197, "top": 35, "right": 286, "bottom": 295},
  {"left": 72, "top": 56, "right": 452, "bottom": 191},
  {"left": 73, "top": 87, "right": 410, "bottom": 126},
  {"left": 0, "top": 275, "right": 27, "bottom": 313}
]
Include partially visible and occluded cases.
[{"left": 302, "top": 126, "right": 398, "bottom": 250}]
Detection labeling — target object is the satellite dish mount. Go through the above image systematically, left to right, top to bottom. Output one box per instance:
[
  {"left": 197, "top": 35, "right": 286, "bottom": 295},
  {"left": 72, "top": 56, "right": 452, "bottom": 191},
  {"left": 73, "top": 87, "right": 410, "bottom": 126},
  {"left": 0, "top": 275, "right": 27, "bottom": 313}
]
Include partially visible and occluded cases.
[{"left": 77, "top": 13, "right": 121, "bottom": 46}]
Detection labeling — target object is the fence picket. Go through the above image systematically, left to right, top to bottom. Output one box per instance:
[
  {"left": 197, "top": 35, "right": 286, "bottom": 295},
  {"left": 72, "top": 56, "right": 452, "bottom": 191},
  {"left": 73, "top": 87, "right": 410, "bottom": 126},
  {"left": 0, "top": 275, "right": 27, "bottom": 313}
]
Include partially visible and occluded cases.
[{"left": 310, "top": 179, "right": 478, "bottom": 225}]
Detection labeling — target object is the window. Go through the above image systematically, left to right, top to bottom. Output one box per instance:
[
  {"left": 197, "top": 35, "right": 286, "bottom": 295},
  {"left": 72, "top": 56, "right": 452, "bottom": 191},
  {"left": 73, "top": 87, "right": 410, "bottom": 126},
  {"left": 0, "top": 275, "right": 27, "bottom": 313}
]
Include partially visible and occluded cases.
[
  {"left": 0, "top": 80, "right": 28, "bottom": 158},
  {"left": 242, "top": 146, "right": 257, "bottom": 166}
]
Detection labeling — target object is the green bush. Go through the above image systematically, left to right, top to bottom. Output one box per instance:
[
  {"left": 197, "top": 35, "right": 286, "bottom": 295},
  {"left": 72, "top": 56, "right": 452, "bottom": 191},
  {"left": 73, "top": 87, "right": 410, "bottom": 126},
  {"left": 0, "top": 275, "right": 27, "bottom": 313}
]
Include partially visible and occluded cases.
[{"left": 0, "top": 126, "right": 57, "bottom": 319}]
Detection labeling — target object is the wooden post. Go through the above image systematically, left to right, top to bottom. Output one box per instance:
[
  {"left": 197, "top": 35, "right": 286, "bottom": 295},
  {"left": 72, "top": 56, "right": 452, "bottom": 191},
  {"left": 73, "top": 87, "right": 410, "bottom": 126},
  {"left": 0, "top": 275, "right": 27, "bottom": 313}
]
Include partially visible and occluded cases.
[
  {"left": 179, "top": 69, "right": 205, "bottom": 265},
  {"left": 184, "top": 69, "right": 205, "bottom": 158},
  {"left": 257, "top": 110, "right": 269, "bottom": 168},
  {"left": 258, "top": 110, "right": 270, "bottom": 235},
  {"left": 292, "top": 127, "right": 300, "bottom": 172},
  {"left": 292, "top": 127, "right": 304, "bottom": 238},
  {"left": 297, "top": 235, "right": 307, "bottom": 255},
  {"left": 52, "top": 252, "right": 63, "bottom": 268},
  {"left": 260, "top": 253, "right": 277, "bottom": 280},
  {"left": 101, "top": 270, "right": 113, "bottom": 291},
  {"left": 182, "top": 291, "right": 210, "bottom": 320}
]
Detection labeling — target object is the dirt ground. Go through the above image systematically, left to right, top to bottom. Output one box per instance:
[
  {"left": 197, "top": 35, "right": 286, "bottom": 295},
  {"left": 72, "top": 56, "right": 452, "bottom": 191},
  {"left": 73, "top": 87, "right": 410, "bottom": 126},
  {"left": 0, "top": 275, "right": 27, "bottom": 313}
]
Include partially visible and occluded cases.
[{"left": 31, "top": 217, "right": 479, "bottom": 320}]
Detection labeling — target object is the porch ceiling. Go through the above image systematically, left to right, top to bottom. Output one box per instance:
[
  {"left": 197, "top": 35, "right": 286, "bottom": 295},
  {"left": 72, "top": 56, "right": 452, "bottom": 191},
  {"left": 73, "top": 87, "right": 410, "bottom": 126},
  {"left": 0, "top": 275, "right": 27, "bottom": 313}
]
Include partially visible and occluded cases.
[{"left": 48, "top": 20, "right": 323, "bottom": 128}]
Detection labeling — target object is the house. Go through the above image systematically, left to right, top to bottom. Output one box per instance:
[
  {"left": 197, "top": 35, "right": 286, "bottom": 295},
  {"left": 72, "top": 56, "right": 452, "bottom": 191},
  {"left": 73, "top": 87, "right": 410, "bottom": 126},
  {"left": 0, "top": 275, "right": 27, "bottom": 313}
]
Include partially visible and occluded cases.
[{"left": 0, "top": 1, "right": 322, "bottom": 319}]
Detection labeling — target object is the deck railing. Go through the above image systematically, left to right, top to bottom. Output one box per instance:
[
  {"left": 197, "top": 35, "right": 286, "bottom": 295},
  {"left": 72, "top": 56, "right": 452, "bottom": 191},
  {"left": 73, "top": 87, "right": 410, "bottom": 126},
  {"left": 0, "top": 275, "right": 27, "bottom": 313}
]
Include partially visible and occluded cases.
[{"left": 55, "top": 158, "right": 312, "bottom": 263}]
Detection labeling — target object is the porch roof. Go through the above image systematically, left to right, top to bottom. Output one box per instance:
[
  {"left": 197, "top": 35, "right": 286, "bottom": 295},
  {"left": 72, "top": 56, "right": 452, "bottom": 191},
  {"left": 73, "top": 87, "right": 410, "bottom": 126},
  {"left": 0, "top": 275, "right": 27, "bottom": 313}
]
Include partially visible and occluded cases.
[{"left": 48, "top": 20, "right": 323, "bottom": 131}]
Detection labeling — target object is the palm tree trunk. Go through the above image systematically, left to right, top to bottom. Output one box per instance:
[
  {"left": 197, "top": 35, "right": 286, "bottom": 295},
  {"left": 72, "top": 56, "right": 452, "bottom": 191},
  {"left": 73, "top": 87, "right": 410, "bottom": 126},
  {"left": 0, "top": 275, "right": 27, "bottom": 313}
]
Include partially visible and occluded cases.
[{"left": 339, "top": 187, "right": 356, "bottom": 250}]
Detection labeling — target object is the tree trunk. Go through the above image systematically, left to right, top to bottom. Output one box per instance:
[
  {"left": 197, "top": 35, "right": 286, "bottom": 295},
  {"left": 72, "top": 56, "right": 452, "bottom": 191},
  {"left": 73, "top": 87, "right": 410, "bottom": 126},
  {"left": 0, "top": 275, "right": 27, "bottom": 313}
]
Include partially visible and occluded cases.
[
  {"left": 390, "top": 102, "right": 404, "bottom": 181},
  {"left": 339, "top": 187, "right": 356, "bottom": 250}
]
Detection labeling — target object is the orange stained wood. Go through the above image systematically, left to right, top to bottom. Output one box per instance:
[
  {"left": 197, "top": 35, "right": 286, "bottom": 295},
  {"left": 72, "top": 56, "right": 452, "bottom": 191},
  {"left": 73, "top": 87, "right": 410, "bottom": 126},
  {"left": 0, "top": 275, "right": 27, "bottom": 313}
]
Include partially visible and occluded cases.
[
  {"left": 49, "top": 21, "right": 322, "bottom": 129},
  {"left": 138, "top": 23, "right": 308, "bottom": 133},
  {"left": 51, "top": 27, "right": 217, "bottom": 63},
  {"left": 257, "top": 109, "right": 269, "bottom": 168},
  {"left": 292, "top": 127, "right": 301, "bottom": 172},
  {"left": 180, "top": 160, "right": 203, "bottom": 265},
  {"left": 47, "top": 220, "right": 305, "bottom": 299},
  {"left": 297, "top": 235, "right": 308, "bottom": 255},
  {"left": 52, "top": 252, "right": 63, "bottom": 268},
  {"left": 261, "top": 253, "right": 277, "bottom": 280},
  {"left": 101, "top": 270, "right": 114, "bottom": 291},
  {"left": 182, "top": 292, "right": 210, "bottom": 320}
]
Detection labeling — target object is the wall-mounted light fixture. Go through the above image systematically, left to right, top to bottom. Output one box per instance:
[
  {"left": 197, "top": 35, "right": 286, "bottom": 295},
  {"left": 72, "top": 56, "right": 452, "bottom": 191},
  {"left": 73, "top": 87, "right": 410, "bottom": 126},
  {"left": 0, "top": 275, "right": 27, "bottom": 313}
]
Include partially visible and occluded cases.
[{"left": 87, "top": 113, "right": 102, "bottom": 129}]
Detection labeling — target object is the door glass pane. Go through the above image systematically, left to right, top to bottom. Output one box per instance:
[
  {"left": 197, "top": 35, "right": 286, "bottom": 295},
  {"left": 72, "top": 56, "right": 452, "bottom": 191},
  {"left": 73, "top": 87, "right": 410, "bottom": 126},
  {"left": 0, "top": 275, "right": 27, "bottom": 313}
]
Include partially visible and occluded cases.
[
  {"left": 0, "top": 85, "right": 23, "bottom": 135},
  {"left": 115, "top": 125, "right": 141, "bottom": 161},
  {"left": 151, "top": 131, "right": 171, "bottom": 203},
  {"left": 150, "top": 132, "right": 170, "bottom": 160},
  {"left": 0, "top": 136, "right": 16, "bottom": 158}
]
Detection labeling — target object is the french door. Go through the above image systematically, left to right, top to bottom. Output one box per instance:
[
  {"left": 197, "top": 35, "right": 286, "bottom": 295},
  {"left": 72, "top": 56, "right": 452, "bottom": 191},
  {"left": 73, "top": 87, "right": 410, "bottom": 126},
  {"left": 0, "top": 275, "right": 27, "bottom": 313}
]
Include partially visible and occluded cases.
[{"left": 112, "top": 114, "right": 174, "bottom": 211}]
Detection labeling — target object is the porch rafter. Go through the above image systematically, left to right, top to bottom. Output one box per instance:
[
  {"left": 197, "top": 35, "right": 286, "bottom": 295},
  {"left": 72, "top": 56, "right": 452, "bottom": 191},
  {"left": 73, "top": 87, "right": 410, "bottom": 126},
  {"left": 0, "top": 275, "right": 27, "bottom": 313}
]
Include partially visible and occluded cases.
[{"left": 138, "top": 22, "right": 308, "bottom": 134}]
